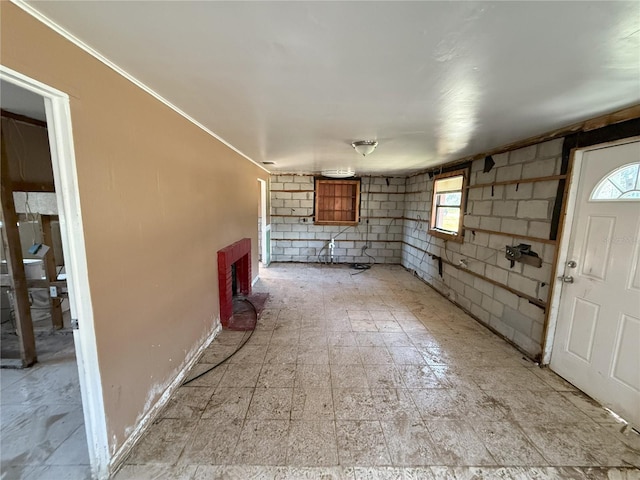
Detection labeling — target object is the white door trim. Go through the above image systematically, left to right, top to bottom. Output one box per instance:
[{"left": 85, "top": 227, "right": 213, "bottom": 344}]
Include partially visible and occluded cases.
[
  {"left": 0, "top": 65, "right": 109, "bottom": 479},
  {"left": 543, "top": 135, "right": 640, "bottom": 365},
  {"left": 258, "top": 178, "right": 270, "bottom": 267}
]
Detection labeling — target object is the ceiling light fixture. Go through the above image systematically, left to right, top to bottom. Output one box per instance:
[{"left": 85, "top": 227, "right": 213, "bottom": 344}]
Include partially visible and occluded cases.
[
  {"left": 351, "top": 140, "right": 378, "bottom": 157},
  {"left": 321, "top": 169, "right": 355, "bottom": 179}
]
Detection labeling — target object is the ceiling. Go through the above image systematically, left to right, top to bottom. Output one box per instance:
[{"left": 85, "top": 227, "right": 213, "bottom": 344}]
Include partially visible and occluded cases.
[{"left": 18, "top": 1, "right": 640, "bottom": 175}]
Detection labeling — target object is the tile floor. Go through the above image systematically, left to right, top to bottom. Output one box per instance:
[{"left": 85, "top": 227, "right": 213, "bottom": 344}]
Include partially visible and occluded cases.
[
  {"left": 115, "top": 263, "right": 638, "bottom": 479},
  {"left": 1, "top": 331, "right": 91, "bottom": 480}
]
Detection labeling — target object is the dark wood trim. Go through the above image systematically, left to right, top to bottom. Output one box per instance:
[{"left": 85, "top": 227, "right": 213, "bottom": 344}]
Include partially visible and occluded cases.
[
  {"left": 408, "top": 104, "right": 640, "bottom": 179},
  {"left": 1, "top": 108, "right": 47, "bottom": 128},
  {"left": 551, "top": 117, "right": 640, "bottom": 239},
  {"left": 0, "top": 130, "right": 37, "bottom": 366},
  {"left": 467, "top": 175, "right": 566, "bottom": 190},
  {"left": 10, "top": 181, "right": 56, "bottom": 193},
  {"left": 270, "top": 190, "right": 315, "bottom": 193},
  {"left": 464, "top": 227, "right": 556, "bottom": 245},
  {"left": 274, "top": 238, "right": 403, "bottom": 243},
  {"left": 402, "top": 240, "right": 546, "bottom": 309}
]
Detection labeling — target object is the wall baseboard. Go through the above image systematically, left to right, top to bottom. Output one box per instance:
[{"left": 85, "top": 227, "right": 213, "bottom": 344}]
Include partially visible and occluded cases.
[{"left": 108, "top": 319, "right": 221, "bottom": 476}]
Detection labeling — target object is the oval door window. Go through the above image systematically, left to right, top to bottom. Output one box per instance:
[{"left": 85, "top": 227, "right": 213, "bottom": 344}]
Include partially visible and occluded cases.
[{"left": 591, "top": 162, "right": 640, "bottom": 201}]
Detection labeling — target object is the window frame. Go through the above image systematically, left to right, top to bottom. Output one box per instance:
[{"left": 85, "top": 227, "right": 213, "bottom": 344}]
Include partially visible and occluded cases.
[
  {"left": 590, "top": 162, "right": 640, "bottom": 201},
  {"left": 428, "top": 168, "right": 468, "bottom": 243},
  {"left": 314, "top": 178, "right": 361, "bottom": 226}
]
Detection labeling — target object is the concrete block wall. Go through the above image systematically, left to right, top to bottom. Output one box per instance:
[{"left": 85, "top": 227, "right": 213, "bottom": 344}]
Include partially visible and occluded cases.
[
  {"left": 402, "top": 138, "right": 564, "bottom": 359},
  {"left": 270, "top": 175, "right": 405, "bottom": 264}
]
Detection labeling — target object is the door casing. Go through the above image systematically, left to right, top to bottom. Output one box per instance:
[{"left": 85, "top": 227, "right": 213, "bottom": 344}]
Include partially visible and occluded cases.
[
  {"left": 0, "top": 65, "right": 109, "bottom": 479},
  {"left": 543, "top": 135, "right": 640, "bottom": 365}
]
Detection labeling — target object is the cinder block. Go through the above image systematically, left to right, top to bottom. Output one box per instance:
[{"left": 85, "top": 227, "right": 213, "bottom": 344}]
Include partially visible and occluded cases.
[
  {"left": 537, "top": 138, "right": 563, "bottom": 158},
  {"left": 509, "top": 145, "right": 537, "bottom": 164},
  {"left": 523, "top": 158, "right": 556, "bottom": 179},
  {"left": 496, "top": 165, "right": 523, "bottom": 182},
  {"left": 474, "top": 169, "right": 497, "bottom": 184},
  {"left": 277, "top": 175, "right": 294, "bottom": 183},
  {"left": 294, "top": 175, "right": 312, "bottom": 183},
  {"left": 533, "top": 180, "right": 559, "bottom": 199},
  {"left": 270, "top": 182, "right": 284, "bottom": 190},
  {"left": 284, "top": 183, "right": 301, "bottom": 190},
  {"left": 505, "top": 183, "right": 533, "bottom": 200},
  {"left": 483, "top": 185, "right": 504, "bottom": 200},
  {"left": 468, "top": 188, "right": 483, "bottom": 200},
  {"left": 492, "top": 200, "right": 517, "bottom": 217},
  {"left": 517, "top": 200, "right": 549, "bottom": 219},
  {"left": 474, "top": 201, "right": 492, "bottom": 216},
  {"left": 464, "top": 215, "right": 481, "bottom": 229},
  {"left": 480, "top": 216, "right": 501, "bottom": 231},
  {"left": 502, "top": 218, "right": 529, "bottom": 235},
  {"left": 528, "top": 221, "right": 551, "bottom": 239},
  {"left": 471, "top": 231, "right": 490, "bottom": 247},
  {"left": 460, "top": 243, "right": 477, "bottom": 258},
  {"left": 497, "top": 255, "right": 523, "bottom": 273},
  {"left": 522, "top": 263, "right": 552, "bottom": 284},
  {"left": 486, "top": 265, "right": 509, "bottom": 285},
  {"left": 507, "top": 272, "right": 538, "bottom": 297},
  {"left": 474, "top": 277, "right": 494, "bottom": 296},
  {"left": 464, "top": 285, "right": 482, "bottom": 304},
  {"left": 494, "top": 287, "right": 519, "bottom": 309},
  {"left": 518, "top": 297, "right": 545, "bottom": 323},
  {"left": 470, "top": 303, "right": 490, "bottom": 323},
  {"left": 502, "top": 305, "right": 534, "bottom": 335},
  {"left": 490, "top": 315, "right": 515, "bottom": 341},
  {"left": 512, "top": 331, "right": 541, "bottom": 357}
]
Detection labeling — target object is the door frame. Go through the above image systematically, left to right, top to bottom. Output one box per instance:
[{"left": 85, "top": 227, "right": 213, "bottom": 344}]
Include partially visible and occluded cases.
[
  {"left": 0, "top": 66, "right": 109, "bottom": 479},
  {"left": 543, "top": 135, "right": 640, "bottom": 365},
  {"left": 258, "top": 178, "right": 270, "bottom": 267}
]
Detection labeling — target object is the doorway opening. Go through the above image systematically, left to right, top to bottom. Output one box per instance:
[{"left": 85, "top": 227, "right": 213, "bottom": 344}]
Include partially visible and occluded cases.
[
  {"left": 0, "top": 67, "right": 108, "bottom": 479},
  {"left": 547, "top": 137, "right": 640, "bottom": 430}
]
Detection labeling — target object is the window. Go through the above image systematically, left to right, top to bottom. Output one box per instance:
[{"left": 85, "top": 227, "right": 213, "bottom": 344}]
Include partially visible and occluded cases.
[
  {"left": 591, "top": 162, "right": 640, "bottom": 201},
  {"left": 429, "top": 169, "right": 467, "bottom": 242},
  {"left": 314, "top": 179, "right": 360, "bottom": 226}
]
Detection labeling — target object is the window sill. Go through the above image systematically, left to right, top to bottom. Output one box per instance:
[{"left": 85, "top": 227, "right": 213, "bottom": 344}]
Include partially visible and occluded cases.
[{"left": 428, "top": 228, "right": 464, "bottom": 243}]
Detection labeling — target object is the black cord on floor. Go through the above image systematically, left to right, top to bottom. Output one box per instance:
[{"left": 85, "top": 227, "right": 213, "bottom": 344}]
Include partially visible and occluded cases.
[{"left": 182, "top": 298, "right": 258, "bottom": 386}]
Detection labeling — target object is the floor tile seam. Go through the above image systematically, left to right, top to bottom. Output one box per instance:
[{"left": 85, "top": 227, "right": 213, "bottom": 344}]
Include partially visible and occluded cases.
[
  {"left": 465, "top": 416, "right": 548, "bottom": 467},
  {"left": 335, "top": 418, "right": 393, "bottom": 467}
]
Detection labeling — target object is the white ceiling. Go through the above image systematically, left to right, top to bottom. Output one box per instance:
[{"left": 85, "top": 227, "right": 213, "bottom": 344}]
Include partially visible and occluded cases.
[{"left": 20, "top": 1, "right": 640, "bottom": 175}]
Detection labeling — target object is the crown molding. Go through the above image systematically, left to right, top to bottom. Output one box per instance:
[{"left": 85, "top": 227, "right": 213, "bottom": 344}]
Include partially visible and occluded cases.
[{"left": 10, "top": 0, "right": 270, "bottom": 174}]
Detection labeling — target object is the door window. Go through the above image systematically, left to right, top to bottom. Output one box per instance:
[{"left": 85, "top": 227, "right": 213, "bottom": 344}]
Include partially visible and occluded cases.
[{"left": 591, "top": 162, "right": 640, "bottom": 200}]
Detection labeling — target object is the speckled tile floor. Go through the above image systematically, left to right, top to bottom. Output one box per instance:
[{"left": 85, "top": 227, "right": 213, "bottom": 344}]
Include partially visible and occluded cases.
[
  {"left": 116, "top": 264, "right": 640, "bottom": 480},
  {"left": 1, "top": 331, "right": 91, "bottom": 480}
]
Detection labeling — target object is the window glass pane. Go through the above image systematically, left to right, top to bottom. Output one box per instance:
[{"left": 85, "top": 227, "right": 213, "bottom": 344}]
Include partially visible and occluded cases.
[
  {"left": 591, "top": 162, "right": 640, "bottom": 201},
  {"left": 609, "top": 164, "right": 638, "bottom": 192},
  {"left": 435, "top": 175, "right": 463, "bottom": 193},
  {"left": 593, "top": 180, "right": 622, "bottom": 200},
  {"left": 620, "top": 191, "right": 640, "bottom": 199},
  {"left": 437, "top": 192, "right": 462, "bottom": 206},
  {"left": 435, "top": 207, "right": 460, "bottom": 232}
]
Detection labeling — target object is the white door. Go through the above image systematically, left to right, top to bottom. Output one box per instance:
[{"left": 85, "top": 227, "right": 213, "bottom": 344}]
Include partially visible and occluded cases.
[{"left": 551, "top": 140, "right": 640, "bottom": 428}]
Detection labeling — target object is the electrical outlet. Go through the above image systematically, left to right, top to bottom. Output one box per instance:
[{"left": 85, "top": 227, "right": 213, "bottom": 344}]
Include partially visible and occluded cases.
[{"left": 49, "top": 286, "right": 58, "bottom": 298}]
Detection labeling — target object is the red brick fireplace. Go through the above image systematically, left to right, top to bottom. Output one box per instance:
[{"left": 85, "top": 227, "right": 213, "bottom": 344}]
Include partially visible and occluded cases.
[{"left": 217, "top": 238, "right": 251, "bottom": 326}]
